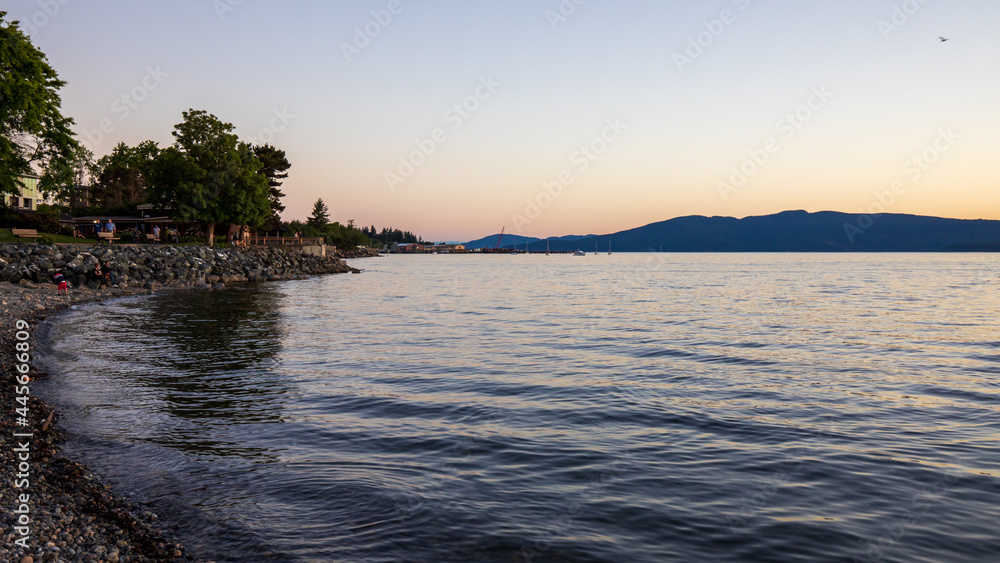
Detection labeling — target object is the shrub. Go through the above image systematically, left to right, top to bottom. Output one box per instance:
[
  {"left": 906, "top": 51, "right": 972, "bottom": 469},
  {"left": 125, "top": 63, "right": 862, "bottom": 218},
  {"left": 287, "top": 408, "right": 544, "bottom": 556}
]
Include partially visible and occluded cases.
[
  {"left": 25, "top": 208, "right": 62, "bottom": 233},
  {"left": 118, "top": 229, "right": 140, "bottom": 243}
]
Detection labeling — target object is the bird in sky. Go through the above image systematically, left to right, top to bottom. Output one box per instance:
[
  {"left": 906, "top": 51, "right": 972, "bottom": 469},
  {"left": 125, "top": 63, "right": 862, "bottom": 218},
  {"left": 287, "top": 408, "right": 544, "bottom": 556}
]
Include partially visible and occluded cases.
[{"left": 939, "top": 36, "right": 950, "bottom": 42}]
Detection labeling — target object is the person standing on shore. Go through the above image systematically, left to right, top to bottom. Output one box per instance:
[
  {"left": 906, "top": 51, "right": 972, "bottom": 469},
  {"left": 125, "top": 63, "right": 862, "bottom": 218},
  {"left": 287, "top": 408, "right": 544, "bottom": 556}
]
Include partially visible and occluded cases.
[
  {"left": 106, "top": 219, "right": 116, "bottom": 235},
  {"left": 93, "top": 221, "right": 103, "bottom": 239},
  {"left": 152, "top": 225, "right": 161, "bottom": 243},
  {"left": 53, "top": 271, "right": 68, "bottom": 294}
]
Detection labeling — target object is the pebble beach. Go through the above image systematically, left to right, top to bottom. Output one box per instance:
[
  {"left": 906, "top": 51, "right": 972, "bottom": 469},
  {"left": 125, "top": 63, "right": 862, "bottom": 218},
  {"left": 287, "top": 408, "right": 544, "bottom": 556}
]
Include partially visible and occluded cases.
[{"left": 1, "top": 243, "right": 360, "bottom": 562}]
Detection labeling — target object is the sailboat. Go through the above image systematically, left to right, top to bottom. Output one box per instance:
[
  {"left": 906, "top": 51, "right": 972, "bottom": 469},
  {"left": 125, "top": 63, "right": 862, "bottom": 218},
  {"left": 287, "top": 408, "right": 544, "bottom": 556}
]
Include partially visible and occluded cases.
[
  {"left": 608, "top": 240, "right": 612, "bottom": 255},
  {"left": 574, "top": 249, "right": 586, "bottom": 256}
]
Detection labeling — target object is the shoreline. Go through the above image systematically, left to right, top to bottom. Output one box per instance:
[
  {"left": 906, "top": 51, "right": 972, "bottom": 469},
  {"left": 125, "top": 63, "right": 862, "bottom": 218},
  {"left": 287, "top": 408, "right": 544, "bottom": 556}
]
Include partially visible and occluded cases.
[{"left": 1, "top": 244, "right": 361, "bottom": 563}]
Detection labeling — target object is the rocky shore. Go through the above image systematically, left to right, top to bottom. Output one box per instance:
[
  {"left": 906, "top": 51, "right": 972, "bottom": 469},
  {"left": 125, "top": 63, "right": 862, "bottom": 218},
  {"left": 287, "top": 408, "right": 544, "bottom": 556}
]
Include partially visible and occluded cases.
[
  {"left": 1, "top": 243, "right": 360, "bottom": 562},
  {"left": 334, "top": 247, "right": 381, "bottom": 259}
]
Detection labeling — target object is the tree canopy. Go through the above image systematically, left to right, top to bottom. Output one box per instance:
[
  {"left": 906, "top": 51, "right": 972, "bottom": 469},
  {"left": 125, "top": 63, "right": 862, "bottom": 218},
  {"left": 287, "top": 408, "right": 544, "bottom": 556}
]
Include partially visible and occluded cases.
[
  {"left": 0, "top": 11, "right": 79, "bottom": 197},
  {"left": 149, "top": 109, "right": 270, "bottom": 246},
  {"left": 90, "top": 141, "right": 160, "bottom": 212},
  {"left": 253, "top": 143, "right": 290, "bottom": 229},
  {"left": 308, "top": 198, "right": 330, "bottom": 230}
]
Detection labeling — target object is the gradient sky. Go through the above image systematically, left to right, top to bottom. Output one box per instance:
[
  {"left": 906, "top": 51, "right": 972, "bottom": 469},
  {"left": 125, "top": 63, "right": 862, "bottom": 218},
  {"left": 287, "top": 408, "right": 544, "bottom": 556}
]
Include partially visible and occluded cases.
[{"left": 8, "top": 0, "right": 1000, "bottom": 241}]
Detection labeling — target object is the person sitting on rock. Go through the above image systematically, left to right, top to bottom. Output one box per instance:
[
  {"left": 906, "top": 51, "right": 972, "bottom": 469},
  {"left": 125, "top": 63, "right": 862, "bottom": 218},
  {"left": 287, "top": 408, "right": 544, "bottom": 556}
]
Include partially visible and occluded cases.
[
  {"left": 103, "top": 261, "right": 119, "bottom": 288},
  {"left": 92, "top": 262, "right": 106, "bottom": 288},
  {"left": 53, "top": 271, "right": 68, "bottom": 295}
]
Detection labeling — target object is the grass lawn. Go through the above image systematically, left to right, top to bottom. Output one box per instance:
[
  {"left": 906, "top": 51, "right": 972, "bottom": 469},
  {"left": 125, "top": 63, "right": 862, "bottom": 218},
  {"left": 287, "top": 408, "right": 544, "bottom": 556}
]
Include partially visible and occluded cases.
[
  {"left": 0, "top": 228, "right": 82, "bottom": 244},
  {"left": 0, "top": 229, "right": 233, "bottom": 247}
]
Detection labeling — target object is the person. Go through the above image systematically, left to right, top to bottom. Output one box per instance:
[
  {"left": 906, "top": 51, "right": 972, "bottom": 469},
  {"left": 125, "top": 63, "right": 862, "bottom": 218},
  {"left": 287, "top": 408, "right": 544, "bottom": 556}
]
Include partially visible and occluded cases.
[
  {"left": 105, "top": 219, "right": 116, "bottom": 234},
  {"left": 93, "top": 221, "right": 103, "bottom": 239},
  {"left": 152, "top": 225, "right": 161, "bottom": 243},
  {"left": 72, "top": 226, "right": 85, "bottom": 239},
  {"left": 242, "top": 226, "right": 251, "bottom": 248},
  {"left": 171, "top": 228, "right": 180, "bottom": 243},
  {"left": 293, "top": 231, "right": 300, "bottom": 245},
  {"left": 103, "top": 261, "right": 119, "bottom": 288},
  {"left": 92, "top": 262, "right": 106, "bottom": 288},
  {"left": 53, "top": 271, "right": 68, "bottom": 295}
]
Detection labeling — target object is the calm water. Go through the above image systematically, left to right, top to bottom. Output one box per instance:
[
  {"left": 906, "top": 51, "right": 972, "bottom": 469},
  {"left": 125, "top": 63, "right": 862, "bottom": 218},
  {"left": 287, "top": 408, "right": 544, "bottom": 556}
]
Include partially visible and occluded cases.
[{"left": 37, "top": 254, "right": 1000, "bottom": 562}]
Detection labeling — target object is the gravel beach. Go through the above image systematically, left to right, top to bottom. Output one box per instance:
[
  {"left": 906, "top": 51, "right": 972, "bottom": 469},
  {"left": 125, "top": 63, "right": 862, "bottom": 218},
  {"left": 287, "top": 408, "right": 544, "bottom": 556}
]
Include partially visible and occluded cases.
[{"left": 2, "top": 243, "right": 360, "bottom": 562}]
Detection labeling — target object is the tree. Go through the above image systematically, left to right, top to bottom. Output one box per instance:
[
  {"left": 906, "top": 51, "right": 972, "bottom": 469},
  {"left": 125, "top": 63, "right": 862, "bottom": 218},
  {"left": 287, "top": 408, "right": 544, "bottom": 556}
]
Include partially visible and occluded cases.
[
  {"left": 0, "top": 12, "right": 79, "bottom": 198},
  {"left": 148, "top": 109, "right": 270, "bottom": 246},
  {"left": 90, "top": 141, "right": 160, "bottom": 212},
  {"left": 39, "top": 143, "right": 93, "bottom": 210},
  {"left": 252, "top": 144, "right": 290, "bottom": 229},
  {"left": 307, "top": 198, "right": 329, "bottom": 230}
]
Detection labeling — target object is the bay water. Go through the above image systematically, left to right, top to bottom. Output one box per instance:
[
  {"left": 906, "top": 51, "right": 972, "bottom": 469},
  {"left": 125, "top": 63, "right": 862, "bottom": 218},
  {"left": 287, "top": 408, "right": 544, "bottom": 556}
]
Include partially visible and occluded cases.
[{"left": 37, "top": 254, "right": 1000, "bottom": 562}]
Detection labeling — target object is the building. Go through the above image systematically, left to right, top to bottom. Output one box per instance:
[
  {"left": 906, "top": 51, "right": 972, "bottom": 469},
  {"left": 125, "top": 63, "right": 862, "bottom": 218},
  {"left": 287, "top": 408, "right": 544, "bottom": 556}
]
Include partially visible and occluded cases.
[
  {"left": 3, "top": 175, "right": 41, "bottom": 211},
  {"left": 395, "top": 243, "right": 426, "bottom": 253},
  {"left": 428, "top": 244, "right": 467, "bottom": 253}
]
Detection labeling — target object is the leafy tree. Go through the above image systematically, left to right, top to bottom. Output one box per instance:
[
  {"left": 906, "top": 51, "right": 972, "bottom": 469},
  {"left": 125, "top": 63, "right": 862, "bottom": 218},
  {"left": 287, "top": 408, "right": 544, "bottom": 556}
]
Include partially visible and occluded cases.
[
  {"left": 0, "top": 12, "right": 79, "bottom": 198},
  {"left": 149, "top": 109, "right": 270, "bottom": 246},
  {"left": 90, "top": 141, "right": 160, "bottom": 212},
  {"left": 39, "top": 143, "right": 93, "bottom": 210},
  {"left": 252, "top": 143, "right": 290, "bottom": 229},
  {"left": 307, "top": 198, "right": 329, "bottom": 230}
]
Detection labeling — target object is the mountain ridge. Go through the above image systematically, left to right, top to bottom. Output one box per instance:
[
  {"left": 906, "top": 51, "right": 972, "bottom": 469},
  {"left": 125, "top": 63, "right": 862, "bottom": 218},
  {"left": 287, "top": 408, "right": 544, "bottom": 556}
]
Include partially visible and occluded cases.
[{"left": 464, "top": 211, "right": 1000, "bottom": 252}]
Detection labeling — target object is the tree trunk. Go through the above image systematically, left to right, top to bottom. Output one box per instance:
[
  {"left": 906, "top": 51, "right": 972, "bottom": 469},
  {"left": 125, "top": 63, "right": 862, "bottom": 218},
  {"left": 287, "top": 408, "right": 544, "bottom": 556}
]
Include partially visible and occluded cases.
[{"left": 206, "top": 222, "right": 216, "bottom": 247}]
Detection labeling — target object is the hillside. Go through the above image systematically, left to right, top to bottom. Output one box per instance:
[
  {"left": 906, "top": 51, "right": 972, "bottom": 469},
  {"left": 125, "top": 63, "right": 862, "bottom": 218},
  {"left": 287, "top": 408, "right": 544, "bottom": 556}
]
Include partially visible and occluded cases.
[{"left": 468, "top": 211, "right": 1000, "bottom": 252}]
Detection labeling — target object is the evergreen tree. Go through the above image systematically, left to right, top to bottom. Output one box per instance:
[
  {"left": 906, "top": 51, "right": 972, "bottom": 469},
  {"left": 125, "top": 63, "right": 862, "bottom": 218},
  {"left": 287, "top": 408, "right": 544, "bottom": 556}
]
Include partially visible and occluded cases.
[
  {"left": 252, "top": 143, "right": 290, "bottom": 228},
  {"left": 308, "top": 198, "right": 329, "bottom": 229}
]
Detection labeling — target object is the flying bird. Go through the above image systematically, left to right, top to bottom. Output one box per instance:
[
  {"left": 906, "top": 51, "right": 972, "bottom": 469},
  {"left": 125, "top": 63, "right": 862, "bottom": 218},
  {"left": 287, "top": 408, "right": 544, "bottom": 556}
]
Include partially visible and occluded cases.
[{"left": 939, "top": 36, "right": 950, "bottom": 42}]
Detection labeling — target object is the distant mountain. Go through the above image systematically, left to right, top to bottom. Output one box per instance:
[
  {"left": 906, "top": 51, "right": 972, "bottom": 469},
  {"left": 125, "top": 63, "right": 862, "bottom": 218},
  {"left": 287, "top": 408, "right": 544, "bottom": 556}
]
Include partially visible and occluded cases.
[
  {"left": 473, "top": 211, "right": 1000, "bottom": 253},
  {"left": 464, "top": 233, "right": 593, "bottom": 250},
  {"left": 464, "top": 234, "right": 540, "bottom": 250}
]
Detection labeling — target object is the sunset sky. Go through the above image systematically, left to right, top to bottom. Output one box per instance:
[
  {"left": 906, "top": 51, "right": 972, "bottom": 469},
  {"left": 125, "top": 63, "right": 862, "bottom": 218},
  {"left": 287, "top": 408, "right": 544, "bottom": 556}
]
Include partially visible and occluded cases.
[{"left": 9, "top": 0, "right": 1000, "bottom": 241}]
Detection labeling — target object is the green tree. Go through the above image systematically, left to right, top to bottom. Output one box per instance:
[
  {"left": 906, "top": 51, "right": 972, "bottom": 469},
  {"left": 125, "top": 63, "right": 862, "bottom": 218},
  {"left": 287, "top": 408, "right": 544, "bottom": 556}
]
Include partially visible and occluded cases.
[
  {"left": 0, "top": 12, "right": 79, "bottom": 198},
  {"left": 149, "top": 109, "right": 270, "bottom": 246},
  {"left": 91, "top": 141, "right": 160, "bottom": 212},
  {"left": 39, "top": 143, "right": 93, "bottom": 210},
  {"left": 252, "top": 144, "right": 290, "bottom": 229},
  {"left": 307, "top": 198, "right": 329, "bottom": 230}
]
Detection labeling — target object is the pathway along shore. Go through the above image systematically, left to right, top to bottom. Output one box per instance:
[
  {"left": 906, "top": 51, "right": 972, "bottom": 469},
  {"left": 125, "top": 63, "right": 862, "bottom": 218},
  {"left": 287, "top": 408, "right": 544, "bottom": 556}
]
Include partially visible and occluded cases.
[{"left": 1, "top": 243, "right": 360, "bottom": 563}]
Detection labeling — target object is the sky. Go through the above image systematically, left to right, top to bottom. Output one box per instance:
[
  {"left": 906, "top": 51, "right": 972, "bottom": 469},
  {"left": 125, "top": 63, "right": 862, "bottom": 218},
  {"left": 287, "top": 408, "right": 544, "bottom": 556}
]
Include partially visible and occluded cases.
[{"left": 7, "top": 0, "right": 1000, "bottom": 241}]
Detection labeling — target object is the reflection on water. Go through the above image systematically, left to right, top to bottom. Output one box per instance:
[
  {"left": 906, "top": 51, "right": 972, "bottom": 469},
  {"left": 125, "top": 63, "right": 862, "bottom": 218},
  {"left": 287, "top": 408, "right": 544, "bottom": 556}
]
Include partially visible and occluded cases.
[{"left": 38, "top": 254, "right": 1000, "bottom": 562}]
